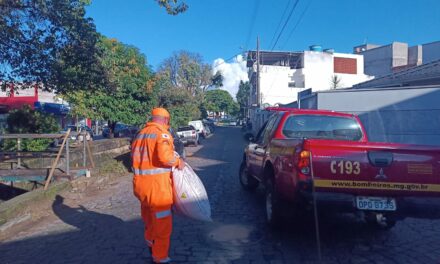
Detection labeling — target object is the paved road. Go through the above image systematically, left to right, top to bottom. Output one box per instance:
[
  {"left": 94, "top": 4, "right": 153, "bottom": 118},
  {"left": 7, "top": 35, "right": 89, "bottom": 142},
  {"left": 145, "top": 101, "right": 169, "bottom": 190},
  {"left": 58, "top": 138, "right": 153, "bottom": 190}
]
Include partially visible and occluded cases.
[{"left": 1, "top": 126, "right": 440, "bottom": 263}]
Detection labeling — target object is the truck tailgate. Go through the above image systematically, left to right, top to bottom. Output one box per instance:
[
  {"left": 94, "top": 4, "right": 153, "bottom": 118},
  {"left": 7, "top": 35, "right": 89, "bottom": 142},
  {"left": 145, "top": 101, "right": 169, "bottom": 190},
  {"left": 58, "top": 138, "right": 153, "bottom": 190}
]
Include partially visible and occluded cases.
[{"left": 305, "top": 139, "right": 440, "bottom": 197}]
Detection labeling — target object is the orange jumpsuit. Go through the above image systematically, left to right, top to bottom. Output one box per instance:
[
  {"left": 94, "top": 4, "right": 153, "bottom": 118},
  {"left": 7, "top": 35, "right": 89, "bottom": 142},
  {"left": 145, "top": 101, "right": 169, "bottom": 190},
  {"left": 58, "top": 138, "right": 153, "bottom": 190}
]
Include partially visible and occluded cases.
[{"left": 132, "top": 121, "right": 181, "bottom": 263}]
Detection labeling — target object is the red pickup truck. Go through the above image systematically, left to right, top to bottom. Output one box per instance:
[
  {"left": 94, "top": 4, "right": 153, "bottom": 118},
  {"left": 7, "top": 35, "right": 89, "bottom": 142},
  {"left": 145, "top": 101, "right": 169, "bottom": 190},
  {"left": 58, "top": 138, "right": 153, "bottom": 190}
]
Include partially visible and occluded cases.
[{"left": 240, "top": 108, "right": 440, "bottom": 228}]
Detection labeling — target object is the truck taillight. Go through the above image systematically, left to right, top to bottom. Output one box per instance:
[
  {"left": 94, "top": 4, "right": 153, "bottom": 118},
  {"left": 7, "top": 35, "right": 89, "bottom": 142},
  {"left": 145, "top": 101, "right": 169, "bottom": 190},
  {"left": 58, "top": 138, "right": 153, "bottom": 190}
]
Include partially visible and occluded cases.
[
  {"left": 192, "top": 131, "right": 196, "bottom": 135},
  {"left": 298, "top": 150, "right": 311, "bottom": 175}
]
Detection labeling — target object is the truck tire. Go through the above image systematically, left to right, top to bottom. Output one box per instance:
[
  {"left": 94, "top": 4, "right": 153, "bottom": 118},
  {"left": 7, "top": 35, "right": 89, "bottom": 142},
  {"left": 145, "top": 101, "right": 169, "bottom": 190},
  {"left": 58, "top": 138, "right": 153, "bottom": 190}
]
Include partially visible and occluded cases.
[
  {"left": 239, "top": 160, "right": 259, "bottom": 191},
  {"left": 265, "top": 177, "right": 282, "bottom": 228}
]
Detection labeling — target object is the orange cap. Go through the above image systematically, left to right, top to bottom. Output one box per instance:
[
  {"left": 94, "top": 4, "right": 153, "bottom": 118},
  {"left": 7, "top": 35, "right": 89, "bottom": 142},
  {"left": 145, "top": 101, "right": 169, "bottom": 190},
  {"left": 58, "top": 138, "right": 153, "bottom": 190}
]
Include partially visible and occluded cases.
[{"left": 151, "top": 107, "right": 170, "bottom": 118}]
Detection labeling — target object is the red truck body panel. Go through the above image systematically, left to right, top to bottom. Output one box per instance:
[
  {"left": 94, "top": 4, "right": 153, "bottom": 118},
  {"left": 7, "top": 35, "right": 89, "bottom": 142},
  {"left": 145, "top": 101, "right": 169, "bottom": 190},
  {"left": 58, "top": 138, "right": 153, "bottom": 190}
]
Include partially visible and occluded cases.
[{"left": 305, "top": 140, "right": 440, "bottom": 197}]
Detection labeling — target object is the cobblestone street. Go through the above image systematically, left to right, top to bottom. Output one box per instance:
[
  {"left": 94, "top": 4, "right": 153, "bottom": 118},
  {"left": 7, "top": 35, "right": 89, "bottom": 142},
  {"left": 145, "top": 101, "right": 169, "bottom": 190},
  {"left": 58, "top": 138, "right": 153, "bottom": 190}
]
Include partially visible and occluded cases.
[{"left": 1, "top": 126, "right": 440, "bottom": 264}]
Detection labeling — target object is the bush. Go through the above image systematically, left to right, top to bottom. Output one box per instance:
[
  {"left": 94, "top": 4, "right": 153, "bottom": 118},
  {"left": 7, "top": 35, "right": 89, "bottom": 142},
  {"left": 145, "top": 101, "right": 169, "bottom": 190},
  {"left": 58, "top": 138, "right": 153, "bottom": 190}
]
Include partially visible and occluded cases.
[{"left": 2, "top": 106, "right": 60, "bottom": 151}]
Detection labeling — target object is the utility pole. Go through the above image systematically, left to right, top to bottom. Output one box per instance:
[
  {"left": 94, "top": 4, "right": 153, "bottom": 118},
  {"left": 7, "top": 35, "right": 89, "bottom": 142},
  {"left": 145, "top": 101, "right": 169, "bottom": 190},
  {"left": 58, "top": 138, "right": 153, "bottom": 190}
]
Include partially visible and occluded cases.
[{"left": 256, "top": 36, "right": 261, "bottom": 108}]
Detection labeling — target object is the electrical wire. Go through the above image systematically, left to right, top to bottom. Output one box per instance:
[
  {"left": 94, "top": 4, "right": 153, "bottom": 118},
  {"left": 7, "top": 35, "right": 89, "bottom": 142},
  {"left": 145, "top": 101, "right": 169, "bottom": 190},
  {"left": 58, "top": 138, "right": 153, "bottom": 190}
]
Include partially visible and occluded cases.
[
  {"left": 244, "top": 0, "right": 261, "bottom": 51},
  {"left": 268, "top": 0, "right": 293, "bottom": 50},
  {"left": 271, "top": 0, "right": 301, "bottom": 51},
  {"left": 281, "top": 0, "right": 313, "bottom": 49},
  {"left": 212, "top": 53, "right": 244, "bottom": 69}
]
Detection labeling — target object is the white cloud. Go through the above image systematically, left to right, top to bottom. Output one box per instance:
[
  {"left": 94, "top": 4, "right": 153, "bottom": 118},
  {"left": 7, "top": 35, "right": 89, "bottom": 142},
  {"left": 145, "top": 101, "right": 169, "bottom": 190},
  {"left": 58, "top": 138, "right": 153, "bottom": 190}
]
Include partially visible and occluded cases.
[{"left": 212, "top": 55, "right": 249, "bottom": 99}]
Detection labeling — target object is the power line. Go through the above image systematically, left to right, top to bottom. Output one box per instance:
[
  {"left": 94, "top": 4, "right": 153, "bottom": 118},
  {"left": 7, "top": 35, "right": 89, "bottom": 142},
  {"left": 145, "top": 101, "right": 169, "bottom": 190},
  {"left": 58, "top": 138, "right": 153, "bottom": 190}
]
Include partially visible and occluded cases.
[
  {"left": 244, "top": 0, "right": 261, "bottom": 51},
  {"left": 268, "top": 0, "right": 293, "bottom": 49},
  {"left": 271, "top": 0, "right": 300, "bottom": 51},
  {"left": 281, "top": 0, "right": 313, "bottom": 49},
  {"left": 212, "top": 53, "right": 243, "bottom": 69}
]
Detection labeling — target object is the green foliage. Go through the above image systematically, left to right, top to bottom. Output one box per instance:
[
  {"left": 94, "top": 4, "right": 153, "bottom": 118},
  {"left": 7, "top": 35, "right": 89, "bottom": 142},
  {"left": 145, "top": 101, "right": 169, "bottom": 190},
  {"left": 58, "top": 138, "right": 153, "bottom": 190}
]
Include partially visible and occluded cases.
[
  {"left": 0, "top": 0, "right": 105, "bottom": 93},
  {"left": 156, "top": 0, "right": 188, "bottom": 15},
  {"left": 63, "top": 37, "right": 157, "bottom": 127},
  {"left": 156, "top": 51, "right": 225, "bottom": 127},
  {"left": 158, "top": 51, "right": 217, "bottom": 93},
  {"left": 211, "top": 71, "right": 223, "bottom": 88},
  {"left": 330, "top": 75, "right": 342, "bottom": 89},
  {"left": 157, "top": 78, "right": 201, "bottom": 128},
  {"left": 236, "top": 81, "right": 250, "bottom": 118},
  {"left": 205, "top": 89, "right": 239, "bottom": 116},
  {"left": 2, "top": 106, "right": 60, "bottom": 151},
  {"left": 6, "top": 106, "right": 60, "bottom": 134}
]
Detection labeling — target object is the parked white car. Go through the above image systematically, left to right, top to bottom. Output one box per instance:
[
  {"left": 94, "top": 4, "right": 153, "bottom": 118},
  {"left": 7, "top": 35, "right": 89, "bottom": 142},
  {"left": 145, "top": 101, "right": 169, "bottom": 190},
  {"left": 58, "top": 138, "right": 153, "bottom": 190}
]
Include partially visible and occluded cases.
[{"left": 188, "top": 120, "right": 206, "bottom": 138}]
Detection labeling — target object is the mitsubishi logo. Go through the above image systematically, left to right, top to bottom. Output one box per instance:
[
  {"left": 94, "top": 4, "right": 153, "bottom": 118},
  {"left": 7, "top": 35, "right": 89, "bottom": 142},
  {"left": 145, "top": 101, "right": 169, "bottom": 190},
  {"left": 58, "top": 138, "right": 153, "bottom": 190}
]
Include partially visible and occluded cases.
[{"left": 375, "top": 168, "right": 388, "bottom": 180}]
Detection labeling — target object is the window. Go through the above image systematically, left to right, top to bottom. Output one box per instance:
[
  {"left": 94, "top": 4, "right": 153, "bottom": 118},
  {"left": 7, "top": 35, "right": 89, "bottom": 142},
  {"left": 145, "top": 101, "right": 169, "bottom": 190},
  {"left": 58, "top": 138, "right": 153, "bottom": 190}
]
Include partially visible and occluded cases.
[
  {"left": 258, "top": 112, "right": 283, "bottom": 145},
  {"left": 282, "top": 115, "right": 363, "bottom": 141}
]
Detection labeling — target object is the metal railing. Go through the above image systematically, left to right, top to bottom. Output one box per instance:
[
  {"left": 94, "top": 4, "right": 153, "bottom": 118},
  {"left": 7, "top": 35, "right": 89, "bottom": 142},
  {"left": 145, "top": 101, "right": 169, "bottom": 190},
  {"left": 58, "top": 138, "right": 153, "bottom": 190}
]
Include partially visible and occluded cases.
[{"left": 0, "top": 129, "right": 95, "bottom": 190}]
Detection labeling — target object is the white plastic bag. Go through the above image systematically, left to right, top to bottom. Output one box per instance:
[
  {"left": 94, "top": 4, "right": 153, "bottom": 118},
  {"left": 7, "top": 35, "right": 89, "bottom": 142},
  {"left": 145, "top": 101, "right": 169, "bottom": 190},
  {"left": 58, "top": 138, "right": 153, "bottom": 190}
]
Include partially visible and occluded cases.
[{"left": 172, "top": 163, "right": 212, "bottom": 222}]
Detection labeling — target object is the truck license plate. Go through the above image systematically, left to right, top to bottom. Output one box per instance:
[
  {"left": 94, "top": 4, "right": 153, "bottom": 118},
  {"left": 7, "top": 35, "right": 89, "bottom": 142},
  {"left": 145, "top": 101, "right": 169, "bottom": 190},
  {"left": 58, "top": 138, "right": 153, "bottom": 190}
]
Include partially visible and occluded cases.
[{"left": 356, "top": 197, "right": 396, "bottom": 211}]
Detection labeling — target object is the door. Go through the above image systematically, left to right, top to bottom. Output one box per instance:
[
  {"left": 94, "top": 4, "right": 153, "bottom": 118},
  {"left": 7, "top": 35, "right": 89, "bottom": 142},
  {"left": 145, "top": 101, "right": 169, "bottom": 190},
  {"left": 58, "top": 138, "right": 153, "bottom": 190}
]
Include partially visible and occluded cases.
[{"left": 248, "top": 113, "right": 282, "bottom": 179}]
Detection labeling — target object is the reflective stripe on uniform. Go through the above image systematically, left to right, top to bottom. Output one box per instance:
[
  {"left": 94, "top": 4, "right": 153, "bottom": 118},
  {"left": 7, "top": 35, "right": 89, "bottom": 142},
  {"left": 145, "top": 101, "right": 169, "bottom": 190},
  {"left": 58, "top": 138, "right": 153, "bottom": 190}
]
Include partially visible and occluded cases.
[
  {"left": 135, "top": 133, "right": 157, "bottom": 140},
  {"left": 133, "top": 168, "right": 171, "bottom": 175},
  {"left": 155, "top": 209, "right": 172, "bottom": 219},
  {"left": 153, "top": 257, "right": 171, "bottom": 263}
]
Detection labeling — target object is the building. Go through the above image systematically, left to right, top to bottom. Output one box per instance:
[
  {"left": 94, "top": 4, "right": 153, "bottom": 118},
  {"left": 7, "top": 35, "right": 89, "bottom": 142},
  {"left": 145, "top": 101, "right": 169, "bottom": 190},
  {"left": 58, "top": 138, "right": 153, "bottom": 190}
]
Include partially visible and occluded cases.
[
  {"left": 354, "top": 40, "right": 440, "bottom": 77},
  {"left": 246, "top": 46, "right": 372, "bottom": 108},
  {"left": 353, "top": 59, "right": 440, "bottom": 88},
  {"left": 0, "top": 83, "right": 71, "bottom": 130}
]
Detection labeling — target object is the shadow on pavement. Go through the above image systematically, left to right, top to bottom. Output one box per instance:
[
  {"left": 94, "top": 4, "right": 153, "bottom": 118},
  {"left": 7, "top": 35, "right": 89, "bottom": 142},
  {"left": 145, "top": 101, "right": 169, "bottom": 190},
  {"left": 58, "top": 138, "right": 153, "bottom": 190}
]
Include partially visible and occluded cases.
[{"left": 0, "top": 195, "right": 150, "bottom": 264}]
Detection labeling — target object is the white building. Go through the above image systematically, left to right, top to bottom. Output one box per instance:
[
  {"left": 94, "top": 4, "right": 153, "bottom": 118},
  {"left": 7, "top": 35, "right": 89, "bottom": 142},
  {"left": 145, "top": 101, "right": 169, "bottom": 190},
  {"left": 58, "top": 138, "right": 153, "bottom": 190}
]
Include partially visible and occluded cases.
[{"left": 246, "top": 47, "right": 372, "bottom": 108}]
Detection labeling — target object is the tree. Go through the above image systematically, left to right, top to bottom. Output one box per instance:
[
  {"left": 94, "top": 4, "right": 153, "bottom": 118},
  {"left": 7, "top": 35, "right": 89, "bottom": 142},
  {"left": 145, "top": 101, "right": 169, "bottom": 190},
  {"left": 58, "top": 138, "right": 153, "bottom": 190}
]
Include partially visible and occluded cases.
[
  {"left": 0, "top": 0, "right": 105, "bottom": 93},
  {"left": 156, "top": 0, "right": 188, "bottom": 15},
  {"left": 63, "top": 37, "right": 157, "bottom": 135},
  {"left": 158, "top": 51, "right": 220, "bottom": 94},
  {"left": 211, "top": 71, "right": 223, "bottom": 89},
  {"left": 330, "top": 75, "right": 342, "bottom": 90},
  {"left": 156, "top": 77, "right": 201, "bottom": 128},
  {"left": 236, "top": 81, "right": 250, "bottom": 118},
  {"left": 205, "top": 89, "right": 239, "bottom": 117},
  {"left": 1, "top": 105, "right": 60, "bottom": 151}
]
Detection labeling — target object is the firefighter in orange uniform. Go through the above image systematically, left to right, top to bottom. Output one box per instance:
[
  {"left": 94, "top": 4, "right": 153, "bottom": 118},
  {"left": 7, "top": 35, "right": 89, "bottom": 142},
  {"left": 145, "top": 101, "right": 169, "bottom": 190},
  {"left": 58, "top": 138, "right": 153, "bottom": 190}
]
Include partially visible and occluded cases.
[{"left": 132, "top": 107, "right": 185, "bottom": 263}]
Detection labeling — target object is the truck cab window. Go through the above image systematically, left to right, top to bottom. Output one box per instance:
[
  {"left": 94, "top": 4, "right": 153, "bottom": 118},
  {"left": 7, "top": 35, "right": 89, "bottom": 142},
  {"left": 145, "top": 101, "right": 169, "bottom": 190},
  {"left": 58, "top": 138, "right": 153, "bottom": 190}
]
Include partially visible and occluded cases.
[{"left": 282, "top": 115, "right": 363, "bottom": 141}]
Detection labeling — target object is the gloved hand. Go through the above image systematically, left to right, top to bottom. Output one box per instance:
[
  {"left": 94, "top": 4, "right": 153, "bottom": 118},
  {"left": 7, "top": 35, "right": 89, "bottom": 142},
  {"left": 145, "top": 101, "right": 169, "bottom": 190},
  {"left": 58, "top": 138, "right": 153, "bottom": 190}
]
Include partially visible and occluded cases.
[{"left": 177, "top": 158, "right": 186, "bottom": 170}]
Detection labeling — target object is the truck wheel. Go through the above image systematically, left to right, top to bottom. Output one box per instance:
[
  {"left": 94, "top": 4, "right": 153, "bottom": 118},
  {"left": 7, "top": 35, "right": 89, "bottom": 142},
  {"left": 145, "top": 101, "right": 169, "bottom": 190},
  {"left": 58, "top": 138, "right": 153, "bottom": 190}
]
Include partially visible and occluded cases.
[
  {"left": 239, "top": 161, "right": 259, "bottom": 191},
  {"left": 265, "top": 177, "right": 282, "bottom": 228}
]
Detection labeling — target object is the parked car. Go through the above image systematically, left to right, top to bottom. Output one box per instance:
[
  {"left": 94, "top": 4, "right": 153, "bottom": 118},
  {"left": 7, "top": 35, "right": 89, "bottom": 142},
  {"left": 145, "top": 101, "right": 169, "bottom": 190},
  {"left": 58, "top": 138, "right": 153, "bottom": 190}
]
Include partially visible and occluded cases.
[
  {"left": 240, "top": 107, "right": 440, "bottom": 229},
  {"left": 203, "top": 119, "right": 215, "bottom": 133},
  {"left": 188, "top": 120, "right": 206, "bottom": 138},
  {"left": 103, "top": 123, "right": 138, "bottom": 138},
  {"left": 114, "top": 123, "right": 129, "bottom": 138},
  {"left": 203, "top": 124, "right": 211, "bottom": 137},
  {"left": 58, "top": 125, "right": 93, "bottom": 145},
  {"left": 177, "top": 125, "right": 199, "bottom": 146},
  {"left": 102, "top": 126, "right": 110, "bottom": 138},
  {"left": 169, "top": 128, "right": 186, "bottom": 158}
]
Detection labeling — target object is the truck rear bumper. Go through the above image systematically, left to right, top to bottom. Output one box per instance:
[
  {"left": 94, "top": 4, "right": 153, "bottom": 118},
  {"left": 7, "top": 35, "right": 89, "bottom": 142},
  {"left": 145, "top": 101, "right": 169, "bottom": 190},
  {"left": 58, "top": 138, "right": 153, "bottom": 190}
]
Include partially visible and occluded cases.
[{"left": 301, "top": 191, "right": 440, "bottom": 220}]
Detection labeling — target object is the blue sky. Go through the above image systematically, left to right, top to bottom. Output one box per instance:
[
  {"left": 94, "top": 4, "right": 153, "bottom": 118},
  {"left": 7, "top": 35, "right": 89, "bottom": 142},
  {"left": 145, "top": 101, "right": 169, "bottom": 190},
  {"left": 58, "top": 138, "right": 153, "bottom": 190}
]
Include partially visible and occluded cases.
[{"left": 86, "top": 0, "right": 440, "bottom": 69}]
